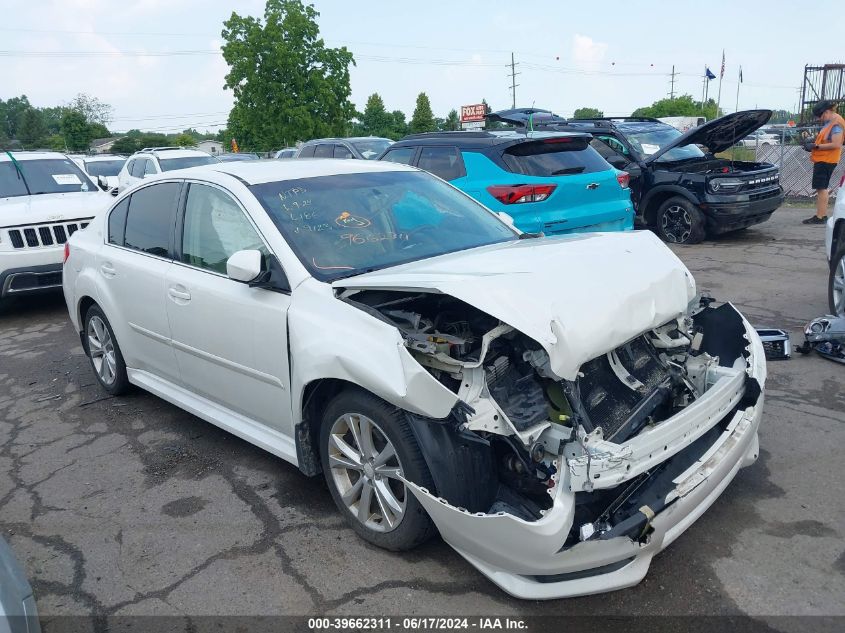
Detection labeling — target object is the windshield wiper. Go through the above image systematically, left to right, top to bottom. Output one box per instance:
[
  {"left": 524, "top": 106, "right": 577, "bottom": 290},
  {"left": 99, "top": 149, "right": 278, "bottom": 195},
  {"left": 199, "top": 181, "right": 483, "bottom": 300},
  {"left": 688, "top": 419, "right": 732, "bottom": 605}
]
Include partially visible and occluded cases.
[
  {"left": 5, "top": 151, "right": 31, "bottom": 195},
  {"left": 551, "top": 166, "right": 585, "bottom": 175}
]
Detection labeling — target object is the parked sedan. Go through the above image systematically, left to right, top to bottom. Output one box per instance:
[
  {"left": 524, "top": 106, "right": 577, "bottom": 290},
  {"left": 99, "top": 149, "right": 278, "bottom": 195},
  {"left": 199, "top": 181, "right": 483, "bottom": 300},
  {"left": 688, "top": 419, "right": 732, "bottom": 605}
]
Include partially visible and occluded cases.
[
  {"left": 739, "top": 130, "right": 780, "bottom": 148},
  {"left": 63, "top": 159, "right": 766, "bottom": 599}
]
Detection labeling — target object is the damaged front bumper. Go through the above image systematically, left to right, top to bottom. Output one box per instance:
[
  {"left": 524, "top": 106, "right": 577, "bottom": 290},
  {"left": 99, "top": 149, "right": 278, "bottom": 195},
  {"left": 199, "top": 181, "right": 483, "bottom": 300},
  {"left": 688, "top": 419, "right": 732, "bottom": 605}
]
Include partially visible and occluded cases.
[{"left": 406, "top": 309, "right": 765, "bottom": 599}]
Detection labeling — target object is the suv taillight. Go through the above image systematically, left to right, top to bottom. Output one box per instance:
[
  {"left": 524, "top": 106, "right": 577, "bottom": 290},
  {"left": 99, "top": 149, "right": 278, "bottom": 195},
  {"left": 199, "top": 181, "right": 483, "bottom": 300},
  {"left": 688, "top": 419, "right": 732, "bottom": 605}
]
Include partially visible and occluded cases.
[
  {"left": 616, "top": 171, "right": 630, "bottom": 189},
  {"left": 487, "top": 184, "right": 557, "bottom": 204},
  {"left": 63, "top": 242, "right": 70, "bottom": 264}
]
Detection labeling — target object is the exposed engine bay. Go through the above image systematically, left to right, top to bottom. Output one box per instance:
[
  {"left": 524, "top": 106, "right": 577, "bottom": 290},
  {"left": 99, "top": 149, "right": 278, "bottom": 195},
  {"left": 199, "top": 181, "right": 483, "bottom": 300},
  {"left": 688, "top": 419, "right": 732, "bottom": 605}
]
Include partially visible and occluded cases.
[{"left": 341, "top": 289, "right": 757, "bottom": 544}]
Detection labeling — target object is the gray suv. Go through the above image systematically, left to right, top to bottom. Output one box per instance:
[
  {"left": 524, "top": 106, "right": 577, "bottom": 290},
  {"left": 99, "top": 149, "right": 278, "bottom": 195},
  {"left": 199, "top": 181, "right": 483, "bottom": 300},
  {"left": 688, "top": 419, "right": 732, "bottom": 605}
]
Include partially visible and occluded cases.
[{"left": 295, "top": 137, "right": 392, "bottom": 160}]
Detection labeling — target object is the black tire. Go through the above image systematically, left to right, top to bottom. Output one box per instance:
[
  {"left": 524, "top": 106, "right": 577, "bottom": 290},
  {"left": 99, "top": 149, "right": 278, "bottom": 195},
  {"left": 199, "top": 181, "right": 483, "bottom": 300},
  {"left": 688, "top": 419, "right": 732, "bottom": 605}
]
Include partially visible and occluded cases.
[
  {"left": 655, "top": 196, "right": 707, "bottom": 245},
  {"left": 829, "top": 243, "right": 845, "bottom": 315},
  {"left": 83, "top": 304, "right": 130, "bottom": 395},
  {"left": 319, "top": 388, "right": 436, "bottom": 551}
]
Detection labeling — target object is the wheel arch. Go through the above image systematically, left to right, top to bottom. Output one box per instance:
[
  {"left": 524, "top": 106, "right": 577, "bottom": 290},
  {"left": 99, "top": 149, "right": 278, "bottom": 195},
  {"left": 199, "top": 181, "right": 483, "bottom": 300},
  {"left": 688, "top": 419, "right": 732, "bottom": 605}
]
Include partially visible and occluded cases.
[
  {"left": 641, "top": 187, "right": 700, "bottom": 227},
  {"left": 832, "top": 218, "right": 845, "bottom": 263},
  {"left": 76, "top": 295, "right": 98, "bottom": 347}
]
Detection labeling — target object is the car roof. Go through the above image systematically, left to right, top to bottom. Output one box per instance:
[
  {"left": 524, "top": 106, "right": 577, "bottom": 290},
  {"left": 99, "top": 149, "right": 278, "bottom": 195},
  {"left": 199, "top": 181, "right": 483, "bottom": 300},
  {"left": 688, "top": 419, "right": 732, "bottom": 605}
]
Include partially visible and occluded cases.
[
  {"left": 390, "top": 130, "right": 591, "bottom": 150},
  {"left": 302, "top": 137, "right": 392, "bottom": 144},
  {"left": 133, "top": 148, "right": 212, "bottom": 159},
  {"left": 0, "top": 151, "right": 72, "bottom": 162},
  {"left": 151, "top": 157, "right": 417, "bottom": 185}
]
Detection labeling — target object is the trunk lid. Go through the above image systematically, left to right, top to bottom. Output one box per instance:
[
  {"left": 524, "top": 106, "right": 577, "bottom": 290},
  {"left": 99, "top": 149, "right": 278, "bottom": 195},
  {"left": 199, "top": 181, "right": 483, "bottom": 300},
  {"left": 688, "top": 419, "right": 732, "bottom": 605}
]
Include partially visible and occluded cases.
[{"left": 335, "top": 230, "right": 695, "bottom": 380}]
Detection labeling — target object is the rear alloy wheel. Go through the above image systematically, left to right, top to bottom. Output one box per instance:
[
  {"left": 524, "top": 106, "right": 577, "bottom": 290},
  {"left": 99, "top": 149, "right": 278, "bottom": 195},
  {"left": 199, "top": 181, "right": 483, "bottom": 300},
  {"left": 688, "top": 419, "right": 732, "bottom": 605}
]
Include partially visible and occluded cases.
[
  {"left": 656, "top": 197, "right": 706, "bottom": 245},
  {"left": 829, "top": 243, "right": 845, "bottom": 315},
  {"left": 84, "top": 305, "right": 130, "bottom": 395},
  {"left": 320, "top": 389, "right": 435, "bottom": 551}
]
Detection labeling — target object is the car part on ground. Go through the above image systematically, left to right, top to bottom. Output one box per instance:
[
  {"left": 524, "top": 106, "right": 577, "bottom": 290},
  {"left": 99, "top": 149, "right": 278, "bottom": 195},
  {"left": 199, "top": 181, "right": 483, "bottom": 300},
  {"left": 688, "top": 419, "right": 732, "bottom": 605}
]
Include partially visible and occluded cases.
[
  {"left": 493, "top": 109, "right": 785, "bottom": 244},
  {"left": 62, "top": 159, "right": 766, "bottom": 599},
  {"left": 796, "top": 315, "right": 845, "bottom": 364},
  {"left": 754, "top": 328, "right": 791, "bottom": 360},
  {"left": 0, "top": 537, "right": 41, "bottom": 633}
]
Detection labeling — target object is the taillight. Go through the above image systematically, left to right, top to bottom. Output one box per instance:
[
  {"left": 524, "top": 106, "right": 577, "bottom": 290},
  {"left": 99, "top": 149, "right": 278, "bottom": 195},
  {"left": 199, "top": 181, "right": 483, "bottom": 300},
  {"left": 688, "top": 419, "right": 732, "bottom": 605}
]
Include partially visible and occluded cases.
[
  {"left": 616, "top": 171, "right": 630, "bottom": 189},
  {"left": 487, "top": 184, "right": 557, "bottom": 204},
  {"left": 63, "top": 242, "right": 70, "bottom": 264}
]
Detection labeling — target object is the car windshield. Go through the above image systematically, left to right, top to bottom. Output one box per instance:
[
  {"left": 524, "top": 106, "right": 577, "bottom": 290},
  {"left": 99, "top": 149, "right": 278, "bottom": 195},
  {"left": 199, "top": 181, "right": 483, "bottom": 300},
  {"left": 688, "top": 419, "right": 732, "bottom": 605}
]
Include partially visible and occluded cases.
[
  {"left": 617, "top": 122, "right": 706, "bottom": 162},
  {"left": 350, "top": 139, "right": 392, "bottom": 160},
  {"left": 158, "top": 155, "right": 218, "bottom": 171},
  {"left": 0, "top": 158, "right": 96, "bottom": 198},
  {"left": 84, "top": 159, "right": 125, "bottom": 177},
  {"left": 250, "top": 170, "right": 518, "bottom": 281}
]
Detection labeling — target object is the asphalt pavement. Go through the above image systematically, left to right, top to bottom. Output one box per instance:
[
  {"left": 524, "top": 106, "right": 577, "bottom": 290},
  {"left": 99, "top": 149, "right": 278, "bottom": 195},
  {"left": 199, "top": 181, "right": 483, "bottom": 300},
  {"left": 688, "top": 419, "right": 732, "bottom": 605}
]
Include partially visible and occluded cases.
[{"left": 0, "top": 206, "right": 842, "bottom": 630}]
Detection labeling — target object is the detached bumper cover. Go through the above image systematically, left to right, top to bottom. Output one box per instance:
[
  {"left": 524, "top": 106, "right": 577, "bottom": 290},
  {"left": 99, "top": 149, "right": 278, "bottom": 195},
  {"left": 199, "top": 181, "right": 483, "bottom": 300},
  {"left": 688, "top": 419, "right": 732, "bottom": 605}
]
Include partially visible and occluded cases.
[{"left": 406, "top": 310, "right": 766, "bottom": 599}]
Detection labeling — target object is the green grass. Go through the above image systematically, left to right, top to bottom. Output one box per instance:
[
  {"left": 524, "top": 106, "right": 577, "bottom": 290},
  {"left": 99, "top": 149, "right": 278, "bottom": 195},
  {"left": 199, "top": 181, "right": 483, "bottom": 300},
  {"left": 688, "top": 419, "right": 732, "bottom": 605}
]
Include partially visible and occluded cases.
[{"left": 715, "top": 146, "right": 756, "bottom": 162}]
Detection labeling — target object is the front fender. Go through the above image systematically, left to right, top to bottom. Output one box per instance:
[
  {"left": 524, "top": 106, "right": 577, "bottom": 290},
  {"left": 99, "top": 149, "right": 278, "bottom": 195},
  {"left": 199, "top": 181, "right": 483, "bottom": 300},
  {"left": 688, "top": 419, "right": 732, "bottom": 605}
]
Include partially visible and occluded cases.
[{"left": 288, "top": 279, "right": 459, "bottom": 424}]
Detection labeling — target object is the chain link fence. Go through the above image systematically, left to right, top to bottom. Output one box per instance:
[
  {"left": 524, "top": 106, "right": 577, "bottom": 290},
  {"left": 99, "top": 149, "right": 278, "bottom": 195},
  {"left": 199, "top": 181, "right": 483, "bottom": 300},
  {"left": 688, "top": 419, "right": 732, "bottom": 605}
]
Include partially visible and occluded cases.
[{"left": 730, "top": 127, "right": 845, "bottom": 200}]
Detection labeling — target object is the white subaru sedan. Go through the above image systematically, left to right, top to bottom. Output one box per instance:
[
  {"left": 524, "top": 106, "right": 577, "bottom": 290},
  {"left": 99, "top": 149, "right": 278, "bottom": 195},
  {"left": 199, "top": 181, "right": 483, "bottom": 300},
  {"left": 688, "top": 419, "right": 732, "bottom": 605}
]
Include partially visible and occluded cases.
[{"left": 62, "top": 160, "right": 766, "bottom": 599}]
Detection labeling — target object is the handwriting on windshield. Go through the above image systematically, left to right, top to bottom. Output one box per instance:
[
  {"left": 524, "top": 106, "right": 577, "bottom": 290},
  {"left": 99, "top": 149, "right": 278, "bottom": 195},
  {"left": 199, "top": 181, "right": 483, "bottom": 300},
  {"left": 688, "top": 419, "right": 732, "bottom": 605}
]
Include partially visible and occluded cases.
[{"left": 339, "top": 232, "right": 409, "bottom": 246}]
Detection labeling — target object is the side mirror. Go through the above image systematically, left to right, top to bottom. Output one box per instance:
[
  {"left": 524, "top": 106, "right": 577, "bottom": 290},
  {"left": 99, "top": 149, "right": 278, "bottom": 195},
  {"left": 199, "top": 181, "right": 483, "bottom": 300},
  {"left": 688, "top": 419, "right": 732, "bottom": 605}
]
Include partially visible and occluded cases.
[
  {"left": 497, "top": 211, "right": 516, "bottom": 227},
  {"left": 227, "top": 249, "right": 263, "bottom": 283}
]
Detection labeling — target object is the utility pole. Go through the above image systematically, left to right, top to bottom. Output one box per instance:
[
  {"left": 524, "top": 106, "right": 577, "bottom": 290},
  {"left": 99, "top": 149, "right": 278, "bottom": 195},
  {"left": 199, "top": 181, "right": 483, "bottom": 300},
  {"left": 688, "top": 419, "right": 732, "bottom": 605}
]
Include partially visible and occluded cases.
[
  {"left": 507, "top": 52, "right": 520, "bottom": 109},
  {"left": 669, "top": 65, "right": 677, "bottom": 99}
]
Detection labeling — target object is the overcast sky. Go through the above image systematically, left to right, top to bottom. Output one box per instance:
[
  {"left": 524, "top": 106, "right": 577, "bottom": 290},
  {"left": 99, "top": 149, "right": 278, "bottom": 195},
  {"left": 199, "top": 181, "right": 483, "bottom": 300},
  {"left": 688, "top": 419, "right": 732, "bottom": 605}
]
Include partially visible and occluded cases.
[{"left": 1, "top": 0, "right": 841, "bottom": 133}]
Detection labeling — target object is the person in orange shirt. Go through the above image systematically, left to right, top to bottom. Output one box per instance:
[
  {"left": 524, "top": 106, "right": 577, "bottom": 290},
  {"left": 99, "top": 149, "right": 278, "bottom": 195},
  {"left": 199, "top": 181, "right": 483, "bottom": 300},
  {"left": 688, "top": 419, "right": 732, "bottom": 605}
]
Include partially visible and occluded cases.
[{"left": 803, "top": 100, "right": 844, "bottom": 224}]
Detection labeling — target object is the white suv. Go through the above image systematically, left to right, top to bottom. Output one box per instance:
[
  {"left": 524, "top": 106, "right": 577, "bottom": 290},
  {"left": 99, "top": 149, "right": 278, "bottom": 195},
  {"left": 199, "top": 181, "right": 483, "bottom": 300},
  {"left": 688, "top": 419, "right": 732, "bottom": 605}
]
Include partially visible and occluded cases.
[
  {"left": 116, "top": 147, "right": 218, "bottom": 192},
  {"left": 1, "top": 151, "right": 112, "bottom": 300},
  {"left": 70, "top": 154, "right": 127, "bottom": 196},
  {"left": 827, "top": 173, "right": 845, "bottom": 314}
]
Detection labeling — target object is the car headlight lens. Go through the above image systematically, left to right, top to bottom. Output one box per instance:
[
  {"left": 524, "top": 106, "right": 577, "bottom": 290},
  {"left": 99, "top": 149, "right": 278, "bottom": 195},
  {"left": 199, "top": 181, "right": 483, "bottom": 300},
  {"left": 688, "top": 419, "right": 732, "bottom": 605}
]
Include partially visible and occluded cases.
[{"left": 709, "top": 178, "right": 743, "bottom": 193}]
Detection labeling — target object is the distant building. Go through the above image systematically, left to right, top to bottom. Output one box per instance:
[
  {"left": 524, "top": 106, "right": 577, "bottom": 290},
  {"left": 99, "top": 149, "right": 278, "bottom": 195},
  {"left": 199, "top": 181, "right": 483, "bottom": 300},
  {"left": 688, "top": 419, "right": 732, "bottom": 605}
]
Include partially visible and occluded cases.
[
  {"left": 90, "top": 137, "right": 120, "bottom": 154},
  {"left": 197, "top": 140, "right": 224, "bottom": 155}
]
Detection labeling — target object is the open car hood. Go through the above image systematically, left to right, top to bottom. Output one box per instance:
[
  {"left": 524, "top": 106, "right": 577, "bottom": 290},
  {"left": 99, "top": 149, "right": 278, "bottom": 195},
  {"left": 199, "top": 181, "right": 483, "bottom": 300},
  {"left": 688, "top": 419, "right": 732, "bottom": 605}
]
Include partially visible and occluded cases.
[
  {"left": 485, "top": 108, "right": 568, "bottom": 128},
  {"left": 646, "top": 109, "right": 772, "bottom": 162},
  {"left": 334, "top": 231, "right": 696, "bottom": 381}
]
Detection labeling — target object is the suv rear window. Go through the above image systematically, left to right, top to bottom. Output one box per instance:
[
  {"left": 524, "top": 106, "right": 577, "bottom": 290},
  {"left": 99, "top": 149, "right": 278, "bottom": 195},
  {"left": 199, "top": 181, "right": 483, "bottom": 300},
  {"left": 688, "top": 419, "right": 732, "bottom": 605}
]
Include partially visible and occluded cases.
[
  {"left": 502, "top": 139, "right": 609, "bottom": 176},
  {"left": 158, "top": 155, "right": 217, "bottom": 171}
]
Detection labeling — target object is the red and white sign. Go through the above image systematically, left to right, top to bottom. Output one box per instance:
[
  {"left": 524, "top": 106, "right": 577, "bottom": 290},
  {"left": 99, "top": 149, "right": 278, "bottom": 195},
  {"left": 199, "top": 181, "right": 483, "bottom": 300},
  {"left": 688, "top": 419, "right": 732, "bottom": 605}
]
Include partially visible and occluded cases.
[{"left": 461, "top": 104, "right": 487, "bottom": 123}]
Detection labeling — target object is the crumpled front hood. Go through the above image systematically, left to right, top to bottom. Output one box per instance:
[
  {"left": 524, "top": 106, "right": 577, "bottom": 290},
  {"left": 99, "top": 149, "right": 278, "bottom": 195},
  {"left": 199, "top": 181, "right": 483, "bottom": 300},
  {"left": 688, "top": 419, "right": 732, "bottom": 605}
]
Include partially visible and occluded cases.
[
  {"left": 0, "top": 191, "right": 112, "bottom": 227},
  {"left": 335, "top": 230, "right": 696, "bottom": 380}
]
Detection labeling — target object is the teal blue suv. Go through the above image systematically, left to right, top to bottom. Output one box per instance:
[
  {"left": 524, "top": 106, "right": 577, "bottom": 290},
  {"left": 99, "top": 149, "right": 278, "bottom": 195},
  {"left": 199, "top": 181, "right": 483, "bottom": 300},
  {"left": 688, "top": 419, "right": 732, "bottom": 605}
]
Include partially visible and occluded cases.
[{"left": 378, "top": 130, "right": 633, "bottom": 235}]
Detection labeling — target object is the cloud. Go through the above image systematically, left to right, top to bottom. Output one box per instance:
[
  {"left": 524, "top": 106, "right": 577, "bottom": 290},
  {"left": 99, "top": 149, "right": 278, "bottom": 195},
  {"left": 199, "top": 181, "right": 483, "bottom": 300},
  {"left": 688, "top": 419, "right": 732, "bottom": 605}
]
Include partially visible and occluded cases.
[{"left": 572, "top": 34, "right": 607, "bottom": 68}]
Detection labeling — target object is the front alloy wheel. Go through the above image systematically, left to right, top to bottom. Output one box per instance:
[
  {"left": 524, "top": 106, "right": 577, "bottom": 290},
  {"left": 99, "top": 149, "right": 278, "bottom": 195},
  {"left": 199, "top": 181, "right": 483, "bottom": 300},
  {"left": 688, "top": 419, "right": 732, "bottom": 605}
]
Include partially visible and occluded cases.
[
  {"left": 661, "top": 204, "right": 693, "bottom": 243},
  {"left": 328, "top": 413, "right": 406, "bottom": 532}
]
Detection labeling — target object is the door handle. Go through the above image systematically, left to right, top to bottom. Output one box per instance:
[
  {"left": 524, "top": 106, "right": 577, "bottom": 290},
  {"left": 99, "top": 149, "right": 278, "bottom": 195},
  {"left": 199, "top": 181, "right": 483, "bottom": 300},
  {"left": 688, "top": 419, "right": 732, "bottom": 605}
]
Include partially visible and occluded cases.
[
  {"left": 100, "top": 262, "right": 116, "bottom": 277},
  {"left": 168, "top": 287, "right": 191, "bottom": 302}
]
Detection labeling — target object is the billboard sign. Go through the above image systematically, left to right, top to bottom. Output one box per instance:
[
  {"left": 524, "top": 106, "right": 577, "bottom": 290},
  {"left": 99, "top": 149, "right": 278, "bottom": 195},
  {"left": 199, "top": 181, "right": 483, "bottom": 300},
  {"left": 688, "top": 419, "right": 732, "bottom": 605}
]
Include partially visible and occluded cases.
[{"left": 461, "top": 104, "right": 487, "bottom": 123}]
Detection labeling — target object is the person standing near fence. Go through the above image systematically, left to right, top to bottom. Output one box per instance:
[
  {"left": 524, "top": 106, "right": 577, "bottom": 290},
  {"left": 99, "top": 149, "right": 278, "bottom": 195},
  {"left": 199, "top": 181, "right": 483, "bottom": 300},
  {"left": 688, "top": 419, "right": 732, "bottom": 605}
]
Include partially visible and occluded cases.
[{"left": 802, "top": 100, "right": 844, "bottom": 224}]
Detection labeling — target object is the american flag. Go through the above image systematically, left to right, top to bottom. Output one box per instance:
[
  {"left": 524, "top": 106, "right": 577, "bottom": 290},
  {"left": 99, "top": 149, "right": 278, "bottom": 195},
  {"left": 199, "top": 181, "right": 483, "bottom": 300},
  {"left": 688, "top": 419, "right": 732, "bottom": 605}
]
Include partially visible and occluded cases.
[{"left": 720, "top": 50, "right": 725, "bottom": 79}]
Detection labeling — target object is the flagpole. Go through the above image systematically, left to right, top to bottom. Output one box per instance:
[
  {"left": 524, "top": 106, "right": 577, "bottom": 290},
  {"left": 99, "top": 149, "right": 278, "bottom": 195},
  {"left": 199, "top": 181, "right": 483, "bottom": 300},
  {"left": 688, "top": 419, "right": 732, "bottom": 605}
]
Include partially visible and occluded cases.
[
  {"left": 716, "top": 50, "right": 724, "bottom": 115},
  {"left": 701, "top": 66, "right": 706, "bottom": 111},
  {"left": 735, "top": 66, "right": 741, "bottom": 113}
]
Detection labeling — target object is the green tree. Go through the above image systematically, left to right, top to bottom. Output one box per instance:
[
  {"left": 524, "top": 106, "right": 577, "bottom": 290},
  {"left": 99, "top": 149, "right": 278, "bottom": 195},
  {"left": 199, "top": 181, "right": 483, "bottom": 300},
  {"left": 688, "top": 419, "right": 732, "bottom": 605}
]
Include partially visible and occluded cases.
[
  {"left": 221, "top": 0, "right": 356, "bottom": 151},
  {"left": 409, "top": 92, "right": 436, "bottom": 134},
  {"left": 67, "top": 93, "right": 113, "bottom": 125},
  {"left": 359, "top": 93, "right": 395, "bottom": 138},
  {"left": 631, "top": 94, "right": 720, "bottom": 119},
  {"left": 1, "top": 96, "right": 32, "bottom": 139},
  {"left": 572, "top": 107, "right": 604, "bottom": 119},
  {"left": 18, "top": 108, "right": 47, "bottom": 147},
  {"left": 442, "top": 109, "right": 459, "bottom": 131},
  {"left": 61, "top": 110, "right": 91, "bottom": 151},
  {"left": 390, "top": 110, "right": 408, "bottom": 139},
  {"left": 87, "top": 122, "right": 111, "bottom": 140},
  {"left": 173, "top": 133, "right": 197, "bottom": 147},
  {"left": 44, "top": 134, "right": 66, "bottom": 151},
  {"left": 111, "top": 136, "right": 139, "bottom": 154}
]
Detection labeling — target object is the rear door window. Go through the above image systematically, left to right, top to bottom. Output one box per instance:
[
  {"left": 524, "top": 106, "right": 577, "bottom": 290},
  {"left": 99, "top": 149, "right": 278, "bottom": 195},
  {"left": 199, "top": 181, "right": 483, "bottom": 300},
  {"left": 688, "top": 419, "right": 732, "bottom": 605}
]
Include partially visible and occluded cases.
[
  {"left": 502, "top": 139, "right": 610, "bottom": 176},
  {"left": 313, "top": 144, "right": 333, "bottom": 158},
  {"left": 334, "top": 144, "right": 353, "bottom": 159},
  {"left": 298, "top": 145, "right": 316, "bottom": 158},
  {"left": 381, "top": 146, "right": 416, "bottom": 165},
  {"left": 416, "top": 146, "right": 465, "bottom": 181},
  {"left": 130, "top": 159, "right": 146, "bottom": 178},
  {"left": 143, "top": 159, "right": 158, "bottom": 176},
  {"left": 123, "top": 182, "right": 182, "bottom": 258},
  {"left": 108, "top": 198, "right": 130, "bottom": 246}
]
